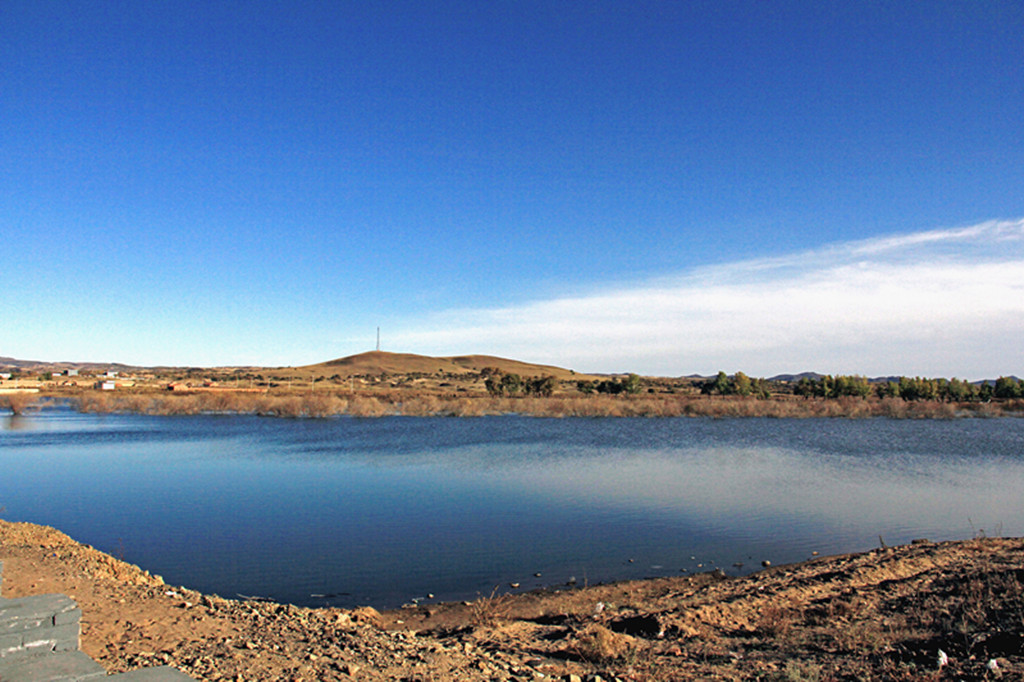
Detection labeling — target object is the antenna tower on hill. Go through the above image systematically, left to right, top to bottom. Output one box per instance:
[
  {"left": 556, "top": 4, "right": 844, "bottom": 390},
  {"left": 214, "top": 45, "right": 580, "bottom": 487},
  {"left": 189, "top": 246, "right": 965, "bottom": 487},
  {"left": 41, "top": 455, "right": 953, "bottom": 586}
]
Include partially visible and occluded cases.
[{"left": 376, "top": 327, "right": 380, "bottom": 352}]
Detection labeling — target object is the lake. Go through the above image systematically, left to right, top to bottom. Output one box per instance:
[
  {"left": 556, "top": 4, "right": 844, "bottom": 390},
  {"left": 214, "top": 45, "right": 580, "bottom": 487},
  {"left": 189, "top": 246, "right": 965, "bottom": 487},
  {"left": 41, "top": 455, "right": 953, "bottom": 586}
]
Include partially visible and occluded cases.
[{"left": 2, "top": 404, "right": 1023, "bottom": 609}]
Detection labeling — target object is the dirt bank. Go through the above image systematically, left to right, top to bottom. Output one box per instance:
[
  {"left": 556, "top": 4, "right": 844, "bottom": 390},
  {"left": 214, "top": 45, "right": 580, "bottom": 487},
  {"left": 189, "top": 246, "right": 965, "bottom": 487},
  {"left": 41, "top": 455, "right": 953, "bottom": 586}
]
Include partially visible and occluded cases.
[{"left": 2, "top": 519, "right": 1022, "bottom": 680}]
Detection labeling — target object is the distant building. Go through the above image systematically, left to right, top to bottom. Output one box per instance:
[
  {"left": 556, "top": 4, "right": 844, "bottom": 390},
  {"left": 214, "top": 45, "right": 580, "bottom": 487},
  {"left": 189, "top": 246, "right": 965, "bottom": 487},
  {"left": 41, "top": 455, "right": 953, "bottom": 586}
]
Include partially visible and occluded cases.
[
  {"left": 66, "top": 369, "right": 79, "bottom": 376},
  {"left": 104, "top": 370, "right": 118, "bottom": 378},
  {"left": 0, "top": 373, "right": 11, "bottom": 380},
  {"left": 96, "top": 381, "right": 116, "bottom": 390}
]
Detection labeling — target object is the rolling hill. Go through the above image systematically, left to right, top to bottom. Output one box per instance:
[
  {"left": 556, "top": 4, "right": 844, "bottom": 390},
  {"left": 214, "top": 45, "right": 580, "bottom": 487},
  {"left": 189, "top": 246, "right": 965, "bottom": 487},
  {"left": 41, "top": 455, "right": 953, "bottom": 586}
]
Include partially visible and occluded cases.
[{"left": 297, "top": 350, "right": 597, "bottom": 380}]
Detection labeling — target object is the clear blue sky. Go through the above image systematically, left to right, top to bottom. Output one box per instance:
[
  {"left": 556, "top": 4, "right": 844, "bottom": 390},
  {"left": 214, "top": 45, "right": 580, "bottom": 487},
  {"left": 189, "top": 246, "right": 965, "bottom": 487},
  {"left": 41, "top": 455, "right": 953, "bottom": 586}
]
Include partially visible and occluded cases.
[{"left": 2, "top": 1, "right": 1022, "bottom": 377}]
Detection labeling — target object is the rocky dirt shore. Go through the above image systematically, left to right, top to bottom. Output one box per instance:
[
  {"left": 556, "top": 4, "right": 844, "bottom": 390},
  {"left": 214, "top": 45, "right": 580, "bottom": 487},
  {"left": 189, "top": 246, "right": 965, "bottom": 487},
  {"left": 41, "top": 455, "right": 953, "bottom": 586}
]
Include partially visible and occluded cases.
[{"left": 2, "top": 519, "right": 1022, "bottom": 681}]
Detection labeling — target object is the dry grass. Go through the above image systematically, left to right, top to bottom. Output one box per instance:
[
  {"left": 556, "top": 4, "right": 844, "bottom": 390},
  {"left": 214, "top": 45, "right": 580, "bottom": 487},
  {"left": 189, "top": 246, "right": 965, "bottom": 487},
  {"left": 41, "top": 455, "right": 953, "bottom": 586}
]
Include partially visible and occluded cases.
[
  {"left": 62, "top": 388, "right": 1024, "bottom": 420},
  {"left": 468, "top": 586, "right": 514, "bottom": 628},
  {"left": 757, "top": 599, "right": 803, "bottom": 639},
  {"left": 569, "top": 623, "right": 638, "bottom": 662}
]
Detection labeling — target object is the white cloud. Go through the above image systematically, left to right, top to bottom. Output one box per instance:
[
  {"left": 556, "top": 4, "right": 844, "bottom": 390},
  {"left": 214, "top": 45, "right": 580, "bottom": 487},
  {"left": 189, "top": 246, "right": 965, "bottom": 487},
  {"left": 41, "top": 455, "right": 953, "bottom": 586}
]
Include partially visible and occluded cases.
[{"left": 393, "top": 219, "right": 1024, "bottom": 379}]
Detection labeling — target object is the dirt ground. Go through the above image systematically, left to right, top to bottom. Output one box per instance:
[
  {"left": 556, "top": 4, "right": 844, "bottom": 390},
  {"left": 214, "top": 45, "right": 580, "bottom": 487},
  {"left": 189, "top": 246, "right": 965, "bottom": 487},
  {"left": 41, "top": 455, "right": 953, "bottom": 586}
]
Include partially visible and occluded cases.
[{"left": 2, "top": 519, "right": 1022, "bottom": 681}]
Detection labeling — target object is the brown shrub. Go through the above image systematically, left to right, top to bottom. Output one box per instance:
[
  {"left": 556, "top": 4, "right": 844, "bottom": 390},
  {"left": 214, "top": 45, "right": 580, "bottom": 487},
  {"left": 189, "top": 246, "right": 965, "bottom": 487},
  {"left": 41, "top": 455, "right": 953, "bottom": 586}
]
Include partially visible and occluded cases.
[
  {"left": 1, "top": 392, "right": 41, "bottom": 415},
  {"left": 74, "top": 392, "right": 114, "bottom": 413},
  {"left": 117, "top": 393, "right": 155, "bottom": 413},
  {"left": 301, "top": 394, "right": 347, "bottom": 417},
  {"left": 347, "top": 396, "right": 389, "bottom": 417},
  {"left": 469, "top": 586, "right": 513, "bottom": 628},
  {"left": 757, "top": 599, "right": 804, "bottom": 638},
  {"left": 570, "top": 623, "right": 638, "bottom": 662}
]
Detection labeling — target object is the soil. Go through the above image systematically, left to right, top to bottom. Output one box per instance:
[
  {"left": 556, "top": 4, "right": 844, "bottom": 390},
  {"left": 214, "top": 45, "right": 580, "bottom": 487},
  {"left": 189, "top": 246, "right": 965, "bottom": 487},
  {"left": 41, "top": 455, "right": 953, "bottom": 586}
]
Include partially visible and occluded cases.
[{"left": 2, "top": 519, "right": 1022, "bottom": 681}]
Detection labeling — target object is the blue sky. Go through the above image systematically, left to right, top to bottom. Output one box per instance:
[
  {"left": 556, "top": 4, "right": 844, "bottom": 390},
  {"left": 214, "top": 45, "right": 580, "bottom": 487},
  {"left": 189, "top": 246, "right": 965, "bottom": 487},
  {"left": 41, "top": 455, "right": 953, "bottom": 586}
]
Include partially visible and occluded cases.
[{"left": 2, "top": 1, "right": 1022, "bottom": 378}]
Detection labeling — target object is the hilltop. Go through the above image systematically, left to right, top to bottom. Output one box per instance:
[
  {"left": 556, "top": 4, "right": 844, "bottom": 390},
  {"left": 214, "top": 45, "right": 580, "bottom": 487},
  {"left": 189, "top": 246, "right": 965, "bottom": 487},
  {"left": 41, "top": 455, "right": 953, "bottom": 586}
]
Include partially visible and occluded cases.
[{"left": 297, "top": 350, "right": 596, "bottom": 381}]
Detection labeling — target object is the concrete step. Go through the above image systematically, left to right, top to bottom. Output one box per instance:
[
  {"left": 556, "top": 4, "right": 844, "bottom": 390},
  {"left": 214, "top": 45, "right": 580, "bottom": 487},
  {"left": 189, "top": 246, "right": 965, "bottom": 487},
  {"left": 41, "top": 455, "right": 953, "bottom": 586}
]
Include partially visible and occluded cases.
[
  {"left": 0, "top": 561, "right": 194, "bottom": 679},
  {"left": 0, "top": 593, "right": 82, "bottom": 659},
  {"left": 0, "top": 649, "right": 106, "bottom": 681}
]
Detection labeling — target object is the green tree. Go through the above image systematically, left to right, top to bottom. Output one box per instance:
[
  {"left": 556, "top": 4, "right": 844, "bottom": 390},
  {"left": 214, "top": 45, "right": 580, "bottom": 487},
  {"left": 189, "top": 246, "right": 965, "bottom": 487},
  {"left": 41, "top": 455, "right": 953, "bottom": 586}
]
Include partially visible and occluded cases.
[
  {"left": 702, "top": 371, "right": 731, "bottom": 395},
  {"left": 732, "top": 371, "right": 752, "bottom": 396},
  {"left": 499, "top": 372, "right": 523, "bottom": 395},
  {"left": 622, "top": 373, "right": 642, "bottom": 395},
  {"left": 527, "top": 375, "right": 557, "bottom": 397},
  {"left": 994, "top": 376, "right": 1022, "bottom": 399},
  {"left": 753, "top": 377, "right": 771, "bottom": 399},
  {"left": 793, "top": 377, "right": 817, "bottom": 398},
  {"left": 945, "top": 377, "right": 974, "bottom": 402},
  {"left": 576, "top": 380, "right": 596, "bottom": 394},
  {"left": 875, "top": 381, "right": 900, "bottom": 399}
]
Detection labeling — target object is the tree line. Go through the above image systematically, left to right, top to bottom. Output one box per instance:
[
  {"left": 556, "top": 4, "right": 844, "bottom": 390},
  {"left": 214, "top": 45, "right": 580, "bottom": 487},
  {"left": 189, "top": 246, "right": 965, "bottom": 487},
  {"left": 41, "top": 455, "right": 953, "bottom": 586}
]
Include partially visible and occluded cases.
[
  {"left": 482, "top": 368, "right": 557, "bottom": 397},
  {"left": 699, "top": 371, "right": 772, "bottom": 398},
  {"left": 575, "top": 373, "right": 643, "bottom": 395},
  {"left": 792, "top": 374, "right": 1024, "bottom": 401}
]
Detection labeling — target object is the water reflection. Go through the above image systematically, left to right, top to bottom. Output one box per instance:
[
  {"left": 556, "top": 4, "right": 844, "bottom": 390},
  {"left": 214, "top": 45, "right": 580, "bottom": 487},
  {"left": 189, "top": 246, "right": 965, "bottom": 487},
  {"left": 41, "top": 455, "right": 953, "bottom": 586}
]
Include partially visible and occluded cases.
[{"left": 1, "top": 410, "right": 1022, "bottom": 608}]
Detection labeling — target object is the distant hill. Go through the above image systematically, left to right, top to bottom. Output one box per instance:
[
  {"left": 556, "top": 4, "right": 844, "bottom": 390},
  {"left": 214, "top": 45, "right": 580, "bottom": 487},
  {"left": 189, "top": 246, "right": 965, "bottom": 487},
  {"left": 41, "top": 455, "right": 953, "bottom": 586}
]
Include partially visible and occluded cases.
[
  {"left": 300, "top": 350, "right": 597, "bottom": 380},
  {"left": 0, "top": 357, "right": 140, "bottom": 373},
  {"left": 768, "top": 372, "right": 824, "bottom": 382}
]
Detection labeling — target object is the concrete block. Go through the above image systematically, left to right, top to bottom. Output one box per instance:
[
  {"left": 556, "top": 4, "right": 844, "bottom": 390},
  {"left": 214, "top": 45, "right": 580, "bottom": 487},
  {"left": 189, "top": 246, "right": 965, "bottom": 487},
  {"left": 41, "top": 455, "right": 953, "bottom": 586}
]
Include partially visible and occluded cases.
[
  {"left": 0, "top": 593, "right": 82, "bottom": 659},
  {"left": 0, "top": 594, "right": 80, "bottom": 634},
  {"left": 54, "top": 605, "right": 84, "bottom": 626},
  {"left": 29, "top": 621, "right": 82, "bottom": 652},
  {"left": 0, "top": 630, "right": 25, "bottom": 657},
  {"left": 0, "top": 650, "right": 106, "bottom": 681},
  {"left": 111, "top": 666, "right": 197, "bottom": 680}
]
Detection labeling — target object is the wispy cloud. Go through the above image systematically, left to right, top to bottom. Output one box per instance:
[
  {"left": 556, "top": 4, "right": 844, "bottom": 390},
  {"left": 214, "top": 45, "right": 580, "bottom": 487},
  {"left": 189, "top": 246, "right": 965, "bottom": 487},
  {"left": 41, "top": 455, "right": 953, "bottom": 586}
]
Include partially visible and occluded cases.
[{"left": 392, "top": 219, "right": 1024, "bottom": 379}]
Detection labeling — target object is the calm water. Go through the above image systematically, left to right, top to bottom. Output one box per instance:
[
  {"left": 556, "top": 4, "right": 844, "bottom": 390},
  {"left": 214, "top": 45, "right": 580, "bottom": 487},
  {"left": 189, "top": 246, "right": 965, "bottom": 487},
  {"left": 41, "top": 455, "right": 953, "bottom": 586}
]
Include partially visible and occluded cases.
[{"left": 2, "top": 405, "right": 1023, "bottom": 609}]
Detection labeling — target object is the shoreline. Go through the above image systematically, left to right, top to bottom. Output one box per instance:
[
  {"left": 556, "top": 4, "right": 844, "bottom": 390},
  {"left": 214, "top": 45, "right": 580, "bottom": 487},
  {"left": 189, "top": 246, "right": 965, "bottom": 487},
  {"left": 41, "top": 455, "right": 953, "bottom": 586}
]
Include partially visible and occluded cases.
[{"left": 3, "top": 518, "right": 1023, "bottom": 680}]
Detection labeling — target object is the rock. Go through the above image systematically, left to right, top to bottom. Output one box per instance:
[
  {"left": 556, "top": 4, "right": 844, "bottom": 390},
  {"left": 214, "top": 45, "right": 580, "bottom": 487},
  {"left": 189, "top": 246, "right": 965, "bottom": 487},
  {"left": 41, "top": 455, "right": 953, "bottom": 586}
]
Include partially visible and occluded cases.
[{"left": 351, "top": 605, "right": 384, "bottom": 628}]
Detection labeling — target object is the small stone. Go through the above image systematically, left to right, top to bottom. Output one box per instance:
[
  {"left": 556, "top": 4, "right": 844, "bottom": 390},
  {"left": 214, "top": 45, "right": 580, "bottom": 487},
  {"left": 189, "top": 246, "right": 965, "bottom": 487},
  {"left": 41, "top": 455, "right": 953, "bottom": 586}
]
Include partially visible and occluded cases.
[{"left": 761, "top": 560, "right": 771, "bottom": 567}]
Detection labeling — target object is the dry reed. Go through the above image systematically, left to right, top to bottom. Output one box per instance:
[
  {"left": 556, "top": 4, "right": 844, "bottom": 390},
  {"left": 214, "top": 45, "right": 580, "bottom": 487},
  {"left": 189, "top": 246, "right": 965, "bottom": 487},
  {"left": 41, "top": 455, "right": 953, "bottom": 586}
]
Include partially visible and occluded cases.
[
  {"left": 63, "top": 389, "right": 1024, "bottom": 420},
  {"left": 0, "top": 392, "right": 42, "bottom": 415}
]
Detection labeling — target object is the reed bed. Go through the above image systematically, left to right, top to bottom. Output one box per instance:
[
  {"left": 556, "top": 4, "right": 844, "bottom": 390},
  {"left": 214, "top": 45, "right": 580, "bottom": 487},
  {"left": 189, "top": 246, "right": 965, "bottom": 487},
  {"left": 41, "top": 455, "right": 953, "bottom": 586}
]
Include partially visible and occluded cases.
[
  {"left": 66, "top": 389, "right": 1024, "bottom": 419},
  {"left": 0, "top": 392, "right": 43, "bottom": 415}
]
